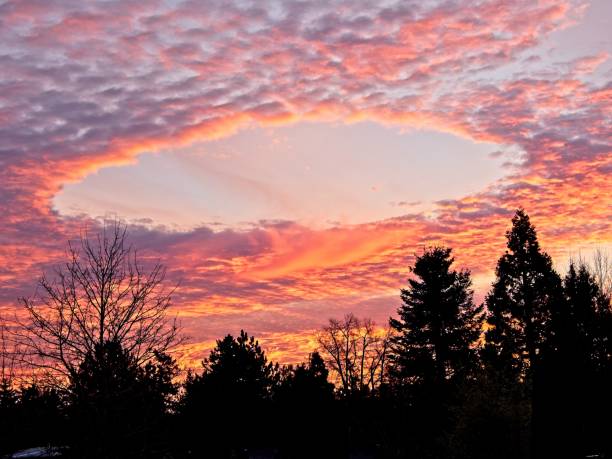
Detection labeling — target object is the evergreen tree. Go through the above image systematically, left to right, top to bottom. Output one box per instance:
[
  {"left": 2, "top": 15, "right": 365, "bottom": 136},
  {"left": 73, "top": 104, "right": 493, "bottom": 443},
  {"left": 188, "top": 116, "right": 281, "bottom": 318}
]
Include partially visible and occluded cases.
[
  {"left": 483, "top": 209, "right": 562, "bottom": 379},
  {"left": 483, "top": 209, "right": 562, "bottom": 456},
  {"left": 387, "top": 246, "right": 482, "bottom": 457},
  {"left": 389, "top": 246, "right": 482, "bottom": 389},
  {"left": 540, "top": 263, "right": 612, "bottom": 456},
  {"left": 555, "top": 263, "right": 610, "bottom": 369},
  {"left": 563, "top": 263, "right": 612, "bottom": 369},
  {"left": 197, "top": 330, "right": 278, "bottom": 401},
  {"left": 180, "top": 331, "right": 279, "bottom": 456},
  {"left": 68, "top": 340, "right": 179, "bottom": 458},
  {"left": 275, "top": 352, "right": 337, "bottom": 458},
  {"left": 277, "top": 352, "right": 334, "bottom": 403},
  {"left": 449, "top": 371, "right": 531, "bottom": 459},
  {"left": 0, "top": 378, "right": 18, "bottom": 455},
  {"left": 0, "top": 383, "right": 66, "bottom": 455}
]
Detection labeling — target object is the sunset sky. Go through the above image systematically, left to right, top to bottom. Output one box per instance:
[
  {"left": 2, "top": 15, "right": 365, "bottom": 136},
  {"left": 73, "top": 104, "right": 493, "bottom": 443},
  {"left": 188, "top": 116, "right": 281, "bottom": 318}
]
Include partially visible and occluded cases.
[{"left": 1, "top": 0, "right": 610, "bottom": 366}]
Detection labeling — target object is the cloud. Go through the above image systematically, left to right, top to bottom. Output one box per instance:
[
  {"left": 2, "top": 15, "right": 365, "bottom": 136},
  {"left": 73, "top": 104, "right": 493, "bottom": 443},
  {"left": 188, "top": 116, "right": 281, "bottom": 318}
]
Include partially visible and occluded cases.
[{"left": 0, "top": 0, "right": 609, "bottom": 366}]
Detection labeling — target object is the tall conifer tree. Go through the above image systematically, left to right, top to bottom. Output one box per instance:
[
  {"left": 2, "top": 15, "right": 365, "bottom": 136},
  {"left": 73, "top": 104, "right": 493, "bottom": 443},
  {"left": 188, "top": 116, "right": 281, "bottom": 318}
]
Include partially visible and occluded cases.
[
  {"left": 483, "top": 209, "right": 561, "bottom": 379},
  {"left": 483, "top": 209, "right": 563, "bottom": 456},
  {"left": 389, "top": 246, "right": 482, "bottom": 388},
  {"left": 543, "top": 263, "right": 612, "bottom": 455},
  {"left": 560, "top": 263, "right": 612, "bottom": 371}
]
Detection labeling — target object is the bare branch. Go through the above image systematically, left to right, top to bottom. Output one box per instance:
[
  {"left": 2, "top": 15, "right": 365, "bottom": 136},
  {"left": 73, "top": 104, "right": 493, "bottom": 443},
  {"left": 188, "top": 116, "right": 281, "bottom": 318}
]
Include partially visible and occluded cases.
[
  {"left": 15, "top": 220, "right": 181, "bottom": 385},
  {"left": 590, "top": 248, "right": 612, "bottom": 299},
  {"left": 317, "top": 313, "right": 391, "bottom": 395}
]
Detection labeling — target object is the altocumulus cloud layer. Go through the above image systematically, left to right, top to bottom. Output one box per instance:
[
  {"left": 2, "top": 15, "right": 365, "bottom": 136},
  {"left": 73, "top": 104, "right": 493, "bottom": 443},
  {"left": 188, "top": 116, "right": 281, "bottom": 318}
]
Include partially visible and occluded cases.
[{"left": 0, "top": 0, "right": 610, "bottom": 365}]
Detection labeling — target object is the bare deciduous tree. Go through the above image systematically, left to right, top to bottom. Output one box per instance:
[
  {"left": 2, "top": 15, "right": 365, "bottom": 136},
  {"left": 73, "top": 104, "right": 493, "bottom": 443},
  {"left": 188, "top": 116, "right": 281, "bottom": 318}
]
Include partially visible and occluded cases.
[
  {"left": 17, "top": 222, "right": 179, "bottom": 383},
  {"left": 569, "top": 247, "right": 612, "bottom": 299},
  {"left": 590, "top": 248, "right": 612, "bottom": 298},
  {"left": 317, "top": 313, "right": 391, "bottom": 394}
]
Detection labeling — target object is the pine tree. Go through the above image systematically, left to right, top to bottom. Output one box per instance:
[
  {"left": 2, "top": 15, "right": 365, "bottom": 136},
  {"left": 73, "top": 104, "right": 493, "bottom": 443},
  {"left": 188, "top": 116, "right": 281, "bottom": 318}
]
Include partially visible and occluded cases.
[
  {"left": 482, "top": 209, "right": 563, "bottom": 456},
  {"left": 483, "top": 209, "right": 562, "bottom": 379},
  {"left": 389, "top": 246, "right": 482, "bottom": 389},
  {"left": 387, "top": 247, "right": 482, "bottom": 457},
  {"left": 543, "top": 263, "right": 612, "bottom": 455},
  {"left": 556, "top": 263, "right": 609, "bottom": 368},
  {"left": 199, "top": 330, "right": 278, "bottom": 400},
  {"left": 180, "top": 331, "right": 279, "bottom": 456},
  {"left": 68, "top": 340, "right": 179, "bottom": 458},
  {"left": 278, "top": 352, "right": 334, "bottom": 403},
  {"left": 274, "top": 353, "right": 336, "bottom": 458}
]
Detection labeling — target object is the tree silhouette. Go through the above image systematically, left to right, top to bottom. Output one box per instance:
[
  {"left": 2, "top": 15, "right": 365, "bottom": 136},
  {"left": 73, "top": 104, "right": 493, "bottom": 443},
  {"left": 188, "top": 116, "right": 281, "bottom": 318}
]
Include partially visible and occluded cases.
[
  {"left": 483, "top": 209, "right": 562, "bottom": 380},
  {"left": 4, "top": 210, "right": 611, "bottom": 458},
  {"left": 483, "top": 210, "right": 563, "bottom": 456},
  {"left": 7, "top": 222, "right": 183, "bottom": 457},
  {"left": 18, "top": 222, "right": 179, "bottom": 384},
  {"left": 386, "top": 246, "right": 482, "bottom": 457},
  {"left": 389, "top": 246, "right": 482, "bottom": 389},
  {"left": 589, "top": 248, "right": 612, "bottom": 298},
  {"left": 538, "top": 262, "right": 612, "bottom": 456},
  {"left": 556, "top": 263, "right": 610, "bottom": 371},
  {"left": 317, "top": 314, "right": 391, "bottom": 395},
  {"left": 1, "top": 316, "right": 66, "bottom": 455},
  {"left": 180, "top": 330, "right": 279, "bottom": 456},
  {"left": 199, "top": 330, "right": 278, "bottom": 400},
  {"left": 68, "top": 340, "right": 179, "bottom": 458},
  {"left": 275, "top": 352, "right": 336, "bottom": 457},
  {"left": 277, "top": 352, "right": 334, "bottom": 403},
  {"left": 448, "top": 369, "right": 531, "bottom": 459},
  {"left": 0, "top": 378, "right": 18, "bottom": 455},
  {"left": 0, "top": 384, "right": 66, "bottom": 456}
]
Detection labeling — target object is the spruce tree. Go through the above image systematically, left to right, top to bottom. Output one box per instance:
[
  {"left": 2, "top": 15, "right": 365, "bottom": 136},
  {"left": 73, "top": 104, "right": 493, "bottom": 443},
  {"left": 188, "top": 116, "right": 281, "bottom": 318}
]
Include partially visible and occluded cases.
[
  {"left": 482, "top": 209, "right": 562, "bottom": 456},
  {"left": 483, "top": 209, "right": 561, "bottom": 379},
  {"left": 389, "top": 246, "right": 482, "bottom": 388},
  {"left": 388, "top": 247, "right": 482, "bottom": 457},
  {"left": 544, "top": 263, "right": 612, "bottom": 455},
  {"left": 560, "top": 263, "right": 612, "bottom": 371},
  {"left": 180, "top": 331, "right": 279, "bottom": 456},
  {"left": 68, "top": 340, "right": 179, "bottom": 458},
  {"left": 278, "top": 352, "right": 334, "bottom": 403},
  {"left": 274, "top": 353, "right": 336, "bottom": 457}
]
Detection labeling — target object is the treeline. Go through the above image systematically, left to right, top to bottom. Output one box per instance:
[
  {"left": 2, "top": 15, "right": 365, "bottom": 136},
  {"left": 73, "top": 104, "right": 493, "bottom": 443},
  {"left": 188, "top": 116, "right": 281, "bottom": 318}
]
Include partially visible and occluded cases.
[{"left": 1, "top": 210, "right": 611, "bottom": 458}]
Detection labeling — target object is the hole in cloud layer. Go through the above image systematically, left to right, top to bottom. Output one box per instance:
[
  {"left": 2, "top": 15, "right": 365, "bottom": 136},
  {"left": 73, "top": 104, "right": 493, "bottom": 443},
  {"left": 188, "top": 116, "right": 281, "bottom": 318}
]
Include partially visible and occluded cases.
[{"left": 53, "top": 121, "right": 508, "bottom": 230}]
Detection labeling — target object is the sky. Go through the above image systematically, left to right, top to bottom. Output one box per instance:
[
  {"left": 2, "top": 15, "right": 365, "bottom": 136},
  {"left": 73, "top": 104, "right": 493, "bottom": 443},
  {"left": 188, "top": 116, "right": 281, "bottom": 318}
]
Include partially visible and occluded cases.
[{"left": 0, "top": 0, "right": 610, "bottom": 366}]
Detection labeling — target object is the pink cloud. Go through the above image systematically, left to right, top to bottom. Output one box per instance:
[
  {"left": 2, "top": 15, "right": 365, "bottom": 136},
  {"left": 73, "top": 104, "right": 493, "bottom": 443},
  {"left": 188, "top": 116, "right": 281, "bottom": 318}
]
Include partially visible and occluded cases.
[{"left": 0, "top": 0, "right": 609, "bottom": 365}]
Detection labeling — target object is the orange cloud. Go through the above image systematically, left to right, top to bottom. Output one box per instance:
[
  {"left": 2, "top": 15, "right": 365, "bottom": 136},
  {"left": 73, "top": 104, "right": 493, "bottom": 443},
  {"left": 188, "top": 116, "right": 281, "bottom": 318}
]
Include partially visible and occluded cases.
[{"left": 0, "top": 0, "right": 609, "bottom": 368}]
